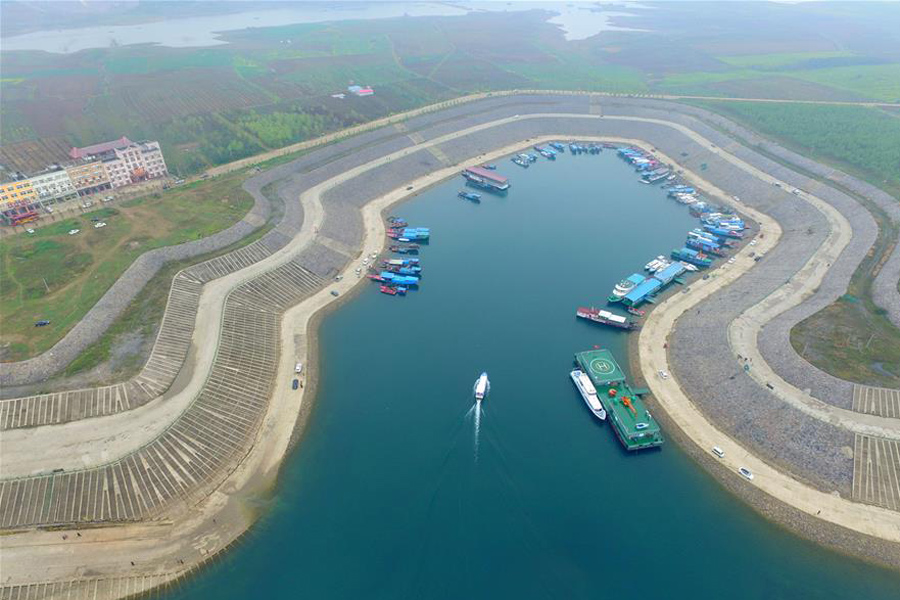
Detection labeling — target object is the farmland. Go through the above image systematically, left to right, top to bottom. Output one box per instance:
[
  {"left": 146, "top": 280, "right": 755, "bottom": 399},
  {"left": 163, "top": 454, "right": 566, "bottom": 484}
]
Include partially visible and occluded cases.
[
  {"left": 2, "top": 2, "right": 899, "bottom": 178},
  {"left": 0, "top": 176, "right": 253, "bottom": 361}
]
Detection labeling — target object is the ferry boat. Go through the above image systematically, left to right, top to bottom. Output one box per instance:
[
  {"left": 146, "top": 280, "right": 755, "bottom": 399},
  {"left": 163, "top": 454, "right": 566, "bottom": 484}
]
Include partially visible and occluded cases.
[
  {"left": 462, "top": 167, "right": 510, "bottom": 192},
  {"left": 458, "top": 190, "right": 482, "bottom": 202},
  {"left": 611, "top": 273, "right": 646, "bottom": 299},
  {"left": 576, "top": 307, "right": 637, "bottom": 331},
  {"left": 574, "top": 349, "right": 663, "bottom": 451},
  {"left": 570, "top": 369, "right": 607, "bottom": 421},
  {"left": 474, "top": 372, "right": 490, "bottom": 400}
]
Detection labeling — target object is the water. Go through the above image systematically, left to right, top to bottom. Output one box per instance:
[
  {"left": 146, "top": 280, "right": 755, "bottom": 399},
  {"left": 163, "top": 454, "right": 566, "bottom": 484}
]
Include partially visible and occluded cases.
[
  {"left": 0, "top": 1, "right": 646, "bottom": 53},
  {"left": 168, "top": 152, "right": 900, "bottom": 599}
]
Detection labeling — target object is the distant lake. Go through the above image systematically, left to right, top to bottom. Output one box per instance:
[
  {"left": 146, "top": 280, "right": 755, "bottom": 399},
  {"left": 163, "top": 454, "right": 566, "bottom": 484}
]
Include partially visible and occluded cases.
[{"left": 0, "top": 1, "right": 646, "bottom": 54}]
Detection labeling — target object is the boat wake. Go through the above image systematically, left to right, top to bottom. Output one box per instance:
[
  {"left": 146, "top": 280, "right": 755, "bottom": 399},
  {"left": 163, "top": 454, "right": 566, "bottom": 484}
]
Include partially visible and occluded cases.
[{"left": 466, "top": 400, "right": 483, "bottom": 462}]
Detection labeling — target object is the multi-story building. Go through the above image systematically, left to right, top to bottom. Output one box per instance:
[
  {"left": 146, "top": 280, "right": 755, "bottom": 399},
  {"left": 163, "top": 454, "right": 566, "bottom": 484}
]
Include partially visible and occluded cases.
[
  {"left": 0, "top": 136, "right": 169, "bottom": 225},
  {"left": 70, "top": 137, "right": 168, "bottom": 189},
  {"left": 65, "top": 161, "right": 111, "bottom": 197},
  {"left": 29, "top": 167, "right": 78, "bottom": 203},
  {"left": 0, "top": 179, "right": 39, "bottom": 224}
]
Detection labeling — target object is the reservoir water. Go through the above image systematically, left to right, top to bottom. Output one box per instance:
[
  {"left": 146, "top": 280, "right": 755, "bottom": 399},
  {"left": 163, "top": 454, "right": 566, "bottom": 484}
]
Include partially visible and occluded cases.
[{"left": 169, "top": 151, "right": 900, "bottom": 599}]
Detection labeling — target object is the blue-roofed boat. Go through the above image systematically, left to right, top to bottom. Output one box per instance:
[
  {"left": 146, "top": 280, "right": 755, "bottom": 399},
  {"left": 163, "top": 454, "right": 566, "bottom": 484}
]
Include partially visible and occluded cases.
[
  {"left": 550, "top": 142, "right": 566, "bottom": 151},
  {"left": 458, "top": 190, "right": 482, "bottom": 202},
  {"left": 703, "top": 224, "right": 743, "bottom": 239},
  {"left": 672, "top": 247, "right": 713, "bottom": 268},
  {"left": 380, "top": 272, "right": 419, "bottom": 286},
  {"left": 608, "top": 273, "right": 647, "bottom": 303}
]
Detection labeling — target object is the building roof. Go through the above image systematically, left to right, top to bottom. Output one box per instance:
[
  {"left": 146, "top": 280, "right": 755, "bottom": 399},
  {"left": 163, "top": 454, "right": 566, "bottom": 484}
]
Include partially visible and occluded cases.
[
  {"left": 69, "top": 136, "right": 133, "bottom": 159},
  {"left": 465, "top": 166, "right": 508, "bottom": 184},
  {"left": 654, "top": 262, "right": 686, "bottom": 284},
  {"left": 624, "top": 278, "right": 662, "bottom": 303}
]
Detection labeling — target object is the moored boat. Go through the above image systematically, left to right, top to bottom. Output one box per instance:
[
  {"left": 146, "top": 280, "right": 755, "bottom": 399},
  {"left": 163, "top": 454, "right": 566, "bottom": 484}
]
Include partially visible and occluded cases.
[
  {"left": 576, "top": 306, "right": 637, "bottom": 330},
  {"left": 570, "top": 369, "right": 607, "bottom": 421}
]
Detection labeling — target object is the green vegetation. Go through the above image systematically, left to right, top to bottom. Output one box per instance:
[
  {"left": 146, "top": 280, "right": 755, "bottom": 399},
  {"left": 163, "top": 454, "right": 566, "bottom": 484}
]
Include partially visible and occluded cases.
[
  {"left": 717, "top": 51, "right": 857, "bottom": 69},
  {"left": 691, "top": 101, "right": 900, "bottom": 198},
  {"left": 0, "top": 175, "right": 253, "bottom": 361}
]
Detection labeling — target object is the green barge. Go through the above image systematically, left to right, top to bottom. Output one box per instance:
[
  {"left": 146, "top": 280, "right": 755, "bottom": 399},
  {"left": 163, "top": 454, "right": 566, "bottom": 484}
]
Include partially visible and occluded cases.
[{"left": 574, "top": 349, "right": 663, "bottom": 451}]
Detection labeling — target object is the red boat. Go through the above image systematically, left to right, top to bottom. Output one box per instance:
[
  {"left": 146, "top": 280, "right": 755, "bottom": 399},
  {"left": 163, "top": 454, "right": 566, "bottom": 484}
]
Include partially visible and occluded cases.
[
  {"left": 367, "top": 274, "right": 386, "bottom": 282},
  {"left": 380, "top": 285, "right": 398, "bottom": 296},
  {"left": 575, "top": 307, "right": 637, "bottom": 331},
  {"left": 626, "top": 307, "right": 645, "bottom": 317}
]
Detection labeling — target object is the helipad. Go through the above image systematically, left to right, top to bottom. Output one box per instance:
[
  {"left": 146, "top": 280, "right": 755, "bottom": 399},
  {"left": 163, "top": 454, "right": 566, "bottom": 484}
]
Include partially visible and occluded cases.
[{"left": 576, "top": 349, "right": 626, "bottom": 386}]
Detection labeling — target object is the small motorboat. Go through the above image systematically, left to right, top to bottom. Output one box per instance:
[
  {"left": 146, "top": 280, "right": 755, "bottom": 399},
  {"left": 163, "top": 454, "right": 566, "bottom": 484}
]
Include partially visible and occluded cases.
[{"left": 474, "top": 372, "right": 490, "bottom": 401}]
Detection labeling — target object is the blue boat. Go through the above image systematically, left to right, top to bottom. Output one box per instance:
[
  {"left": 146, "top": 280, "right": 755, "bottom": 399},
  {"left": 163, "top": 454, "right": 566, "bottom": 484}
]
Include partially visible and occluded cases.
[
  {"left": 550, "top": 142, "right": 566, "bottom": 151},
  {"left": 458, "top": 190, "right": 482, "bottom": 202},
  {"left": 703, "top": 224, "right": 743, "bottom": 239},
  {"left": 671, "top": 247, "right": 713, "bottom": 268},
  {"left": 380, "top": 272, "right": 419, "bottom": 286}
]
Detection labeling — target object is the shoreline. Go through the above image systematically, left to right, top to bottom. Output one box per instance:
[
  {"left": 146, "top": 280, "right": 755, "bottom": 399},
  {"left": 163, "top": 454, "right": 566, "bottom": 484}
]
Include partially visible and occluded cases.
[{"left": 2, "top": 124, "right": 898, "bottom": 595}]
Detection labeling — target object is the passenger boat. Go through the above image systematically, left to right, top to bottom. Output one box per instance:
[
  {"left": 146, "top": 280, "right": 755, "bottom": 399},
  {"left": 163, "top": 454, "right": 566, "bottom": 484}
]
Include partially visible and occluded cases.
[
  {"left": 458, "top": 190, "right": 482, "bottom": 202},
  {"left": 611, "top": 273, "right": 646, "bottom": 299},
  {"left": 576, "top": 307, "right": 637, "bottom": 331},
  {"left": 570, "top": 369, "right": 607, "bottom": 421},
  {"left": 474, "top": 372, "right": 490, "bottom": 401}
]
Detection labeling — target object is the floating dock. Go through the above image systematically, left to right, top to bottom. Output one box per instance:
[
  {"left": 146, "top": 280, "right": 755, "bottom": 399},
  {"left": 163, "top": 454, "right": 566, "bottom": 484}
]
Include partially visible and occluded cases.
[{"left": 574, "top": 349, "right": 663, "bottom": 451}]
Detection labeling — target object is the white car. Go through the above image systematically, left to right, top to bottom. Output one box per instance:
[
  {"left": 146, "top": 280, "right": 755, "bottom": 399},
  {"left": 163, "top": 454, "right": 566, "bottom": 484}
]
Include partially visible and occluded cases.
[
  {"left": 101, "top": 196, "right": 114, "bottom": 203},
  {"left": 94, "top": 222, "right": 107, "bottom": 229},
  {"left": 25, "top": 228, "right": 35, "bottom": 234},
  {"left": 68, "top": 229, "right": 80, "bottom": 235},
  {"left": 749, "top": 239, "right": 758, "bottom": 246},
  {"left": 728, "top": 257, "right": 736, "bottom": 264},
  {"left": 295, "top": 362, "right": 303, "bottom": 374},
  {"left": 657, "top": 370, "right": 669, "bottom": 380},
  {"left": 712, "top": 446, "right": 725, "bottom": 458},
  {"left": 739, "top": 467, "right": 754, "bottom": 481}
]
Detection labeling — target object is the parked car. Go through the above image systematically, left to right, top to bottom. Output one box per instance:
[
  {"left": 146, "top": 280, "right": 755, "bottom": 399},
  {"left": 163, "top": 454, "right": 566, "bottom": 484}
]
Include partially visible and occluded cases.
[
  {"left": 101, "top": 196, "right": 114, "bottom": 203},
  {"left": 81, "top": 201, "right": 93, "bottom": 209},
  {"left": 94, "top": 222, "right": 107, "bottom": 229},
  {"left": 25, "top": 228, "right": 35, "bottom": 234},
  {"left": 68, "top": 229, "right": 80, "bottom": 235},
  {"left": 331, "top": 290, "right": 340, "bottom": 297},
  {"left": 34, "top": 320, "right": 51, "bottom": 327},
  {"left": 295, "top": 362, "right": 303, "bottom": 374},
  {"left": 292, "top": 379, "right": 299, "bottom": 390},
  {"left": 712, "top": 446, "right": 725, "bottom": 458},
  {"left": 739, "top": 467, "right": 754, "bottom": 481}
]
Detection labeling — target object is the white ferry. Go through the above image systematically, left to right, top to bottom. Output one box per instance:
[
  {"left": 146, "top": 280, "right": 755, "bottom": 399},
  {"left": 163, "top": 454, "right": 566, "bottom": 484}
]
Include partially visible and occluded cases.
[
  {"left": 570, "top": 369, "right": 607, "bottom": 421},
  {"left": 474, "top": 372, "right": 490, "bottom": 401}
]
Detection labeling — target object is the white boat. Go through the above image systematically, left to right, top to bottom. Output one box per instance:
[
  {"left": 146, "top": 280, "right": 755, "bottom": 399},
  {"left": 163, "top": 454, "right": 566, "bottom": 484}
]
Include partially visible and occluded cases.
[
  {"left": 645, "top": 259, "right": 661, "bottom": 271},
  {"left": 679, "top": 261, "right": 699, "bottom": 272},
  {"left": 570, "top": 369, "right": 607, "bottom": 421},
  {"left": 474, "top": 372, "right": 490, "bottom": 400}
]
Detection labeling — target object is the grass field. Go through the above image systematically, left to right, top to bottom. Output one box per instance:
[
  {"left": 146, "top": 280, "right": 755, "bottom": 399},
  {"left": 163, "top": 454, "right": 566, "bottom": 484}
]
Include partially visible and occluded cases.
[{"left": 0, "top": 176, "right": 253, "bottom": 361}]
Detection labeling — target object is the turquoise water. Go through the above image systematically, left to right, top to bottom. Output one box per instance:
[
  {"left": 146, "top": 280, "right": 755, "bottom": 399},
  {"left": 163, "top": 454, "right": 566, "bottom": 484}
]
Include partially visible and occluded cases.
[{"left": 170, "top": 152, "right": 900, "bottom": 599}]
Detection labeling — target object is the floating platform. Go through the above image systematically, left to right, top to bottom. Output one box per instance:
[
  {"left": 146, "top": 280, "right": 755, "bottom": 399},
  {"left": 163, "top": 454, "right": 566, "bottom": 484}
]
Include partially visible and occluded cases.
[{"left": 574, "top": 349, "right": 663, "bottom": 451}]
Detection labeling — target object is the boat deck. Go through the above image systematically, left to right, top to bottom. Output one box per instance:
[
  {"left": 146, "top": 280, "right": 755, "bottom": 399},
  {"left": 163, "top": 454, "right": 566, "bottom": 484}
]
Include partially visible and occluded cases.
[{"left": 575, "top": 349, "right": 663, "bottom": 451}]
